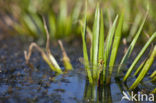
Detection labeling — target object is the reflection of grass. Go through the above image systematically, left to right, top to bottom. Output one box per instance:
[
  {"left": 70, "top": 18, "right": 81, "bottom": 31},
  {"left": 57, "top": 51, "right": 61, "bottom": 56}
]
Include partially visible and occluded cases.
[{"left": 81, "top": 4, "right": 156, "bottom": 93}]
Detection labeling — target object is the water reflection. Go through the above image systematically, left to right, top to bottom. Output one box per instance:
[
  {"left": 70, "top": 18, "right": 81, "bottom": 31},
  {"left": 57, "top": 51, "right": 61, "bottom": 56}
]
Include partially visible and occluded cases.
[{"left": 83, "top": 80, "right": 112, "bottom": 103}]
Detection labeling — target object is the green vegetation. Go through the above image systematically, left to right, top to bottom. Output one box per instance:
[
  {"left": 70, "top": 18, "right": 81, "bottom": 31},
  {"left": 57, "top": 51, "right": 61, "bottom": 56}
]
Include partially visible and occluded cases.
[
  {"left": 1, "top": 0, "right": 155, "bottom": 95},
  {"left": 81, "top": 3, "right": 156, "bottom": 93},
  {"left": 81, "top": 5, "right": 124, "bottom": 84},
  {"left": 123, "top": 33, "right": 156, "bottom": 81},
  {"left": 130, "top": 46, "right": 156, "bottom": 90}
]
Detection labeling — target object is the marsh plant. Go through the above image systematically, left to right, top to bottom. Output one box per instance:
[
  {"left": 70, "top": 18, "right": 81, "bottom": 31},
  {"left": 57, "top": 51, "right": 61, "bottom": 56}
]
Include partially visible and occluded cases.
[
  {"left": 81, "top": 4, "right": 156, "bottom": 93},
  {"left": 24, "top": 17, "right": 72, "bottom": 74}
]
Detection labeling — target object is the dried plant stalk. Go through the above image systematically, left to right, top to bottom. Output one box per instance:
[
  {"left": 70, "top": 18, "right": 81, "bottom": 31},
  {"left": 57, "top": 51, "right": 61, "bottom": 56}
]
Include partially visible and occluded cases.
[{"left": 58, "top": 40, "right": 72, "bottom": 71}]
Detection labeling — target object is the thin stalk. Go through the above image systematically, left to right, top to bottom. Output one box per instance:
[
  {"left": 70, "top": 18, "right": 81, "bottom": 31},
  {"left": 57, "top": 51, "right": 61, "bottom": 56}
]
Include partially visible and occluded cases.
[
  {"left": 107, "top": 12, "right": 124, "bottom": 84},
  {"left": 117, "top": 12, "right": 148, "bottom": 74},
  {"left": 43, "top": 17, "right": 62, "bottom": 71},
  {"left": 123, "top": 33, "right": 156, "bottom": 81},
  {"left": 58, "top": 40, "right": 72, "bottom": 71},
  {"left": 24, "top": 43, "right": 62, "bottom": 74},
  {"left": 129, "top": 46, "right": 156, "bottom": 90}
]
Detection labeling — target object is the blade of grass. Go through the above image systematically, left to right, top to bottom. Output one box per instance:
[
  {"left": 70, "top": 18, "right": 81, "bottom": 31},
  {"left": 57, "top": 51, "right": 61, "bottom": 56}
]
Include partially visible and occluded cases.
[
  {"left": 58, "top": 0, "right": 67, "bottom": 36},
  {"left": 72, "top": 1, "right": 82, "bottom": 22},
  {"left": 81, "top": 1, "right": 93, "bottom": 83},
  {"left": 92, "top": 4, "right": 100, "bottom": 79},
  {"left": 97, "top": 9, "right": 104, "bottom": 82},
  {"left": 98, "top": 9, "right": 104, "bottom": 62},
  {"left": 107, "top": 12, "right": 124, "bottom": 84},
  {"left": 117, "top": 12, "right": 148, "bottom": 74},
  {"left": 31, "top": 13, "right": 45, "bottom": 35},
  {"left": 49, "top": 13, "right": 56, "bottom": 38},
  {"left": 127, "top": 14, "right": 141, "bottom": 42},
  {"left": 23, "top": 15, "right": 39, "bottom": 36},
  {"left": 102, "top": 15, "right": 118, "bottom": 82},
  {"left": 104, "top": 15, "right": 118, "bottom": 67},
  {"left": 123, "top": 33, "right": 156, "bottom": 81},
  {"left": 129, "top": 46, "right": 156, "bottom": 90},
  {"left": 133, "top": 59, "right": 146, "bottom": 77},
  {"left": 150, "top": 71, "right": 156, "bottom": 78},
  {"left": 151, "top": 76, "right": 156, "bottom": 82}
]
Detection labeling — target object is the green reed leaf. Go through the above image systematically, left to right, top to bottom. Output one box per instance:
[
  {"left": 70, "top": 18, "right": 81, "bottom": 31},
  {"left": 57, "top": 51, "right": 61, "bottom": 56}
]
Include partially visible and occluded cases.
[
  {"left": 81, "top": 2, "right": 93, "bottom": 83},
  {"left": 92, "top": 4, "right": 100, "bottom": 79},
  {"left": 98, "top": 9, "right": 104, "bottom": 61},
  {"left": 107, "top": 12, "right": 124, "bottom": 83},
  {"left": 118, "top": 12, "right": 148, "bottom": 74},
  {"left": 104, "top": 15, "right": 118, "bottom": 67},
  {"left": 123, "top": 33, "right": 156, "bottom": 81},
  {"left": 129, "top": 46, "right": 156, "bottom": 90},
  {"left": 133, "top": 59, "right": 146, "bottom": 77}
]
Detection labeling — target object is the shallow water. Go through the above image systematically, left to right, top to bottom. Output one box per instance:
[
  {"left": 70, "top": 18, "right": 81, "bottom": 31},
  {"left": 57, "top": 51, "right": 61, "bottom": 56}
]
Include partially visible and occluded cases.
[
  {"left": 0, "top": 36, "right": 155, "bottom": 103},
  {"left": 0, "top": 69, "right": 122, "bottom": 103}
]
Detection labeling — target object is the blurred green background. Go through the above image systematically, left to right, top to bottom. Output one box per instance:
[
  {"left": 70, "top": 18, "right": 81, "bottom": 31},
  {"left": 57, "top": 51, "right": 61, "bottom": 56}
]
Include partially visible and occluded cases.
[{"left": 0, "top": 0, "right": 156, "bottom": 43}]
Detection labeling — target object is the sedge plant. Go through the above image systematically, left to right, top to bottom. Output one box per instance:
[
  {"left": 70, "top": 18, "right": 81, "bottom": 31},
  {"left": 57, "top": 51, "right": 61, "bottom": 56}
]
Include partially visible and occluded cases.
[
  {"left": 81, "top": 4, "right": 156, "bottom": 93},
  {"left": 81, "top": 4, "right": 124, "bottom": 84}
]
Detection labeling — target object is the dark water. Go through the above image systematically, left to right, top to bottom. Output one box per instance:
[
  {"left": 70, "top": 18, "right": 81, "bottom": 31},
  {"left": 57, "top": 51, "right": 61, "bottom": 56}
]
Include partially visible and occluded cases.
[{"left": 0, "top": 36, "right": 155, "bottom": 103}]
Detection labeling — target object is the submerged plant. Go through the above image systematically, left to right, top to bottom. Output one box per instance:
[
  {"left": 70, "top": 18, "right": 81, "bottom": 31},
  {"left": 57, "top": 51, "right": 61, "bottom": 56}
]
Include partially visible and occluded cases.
[
  {"left": 81, "top": 4, "right": 156, "bottom": 93},
  {"left": 24, "top": 17, "right": 72, "bottom": 74}
]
